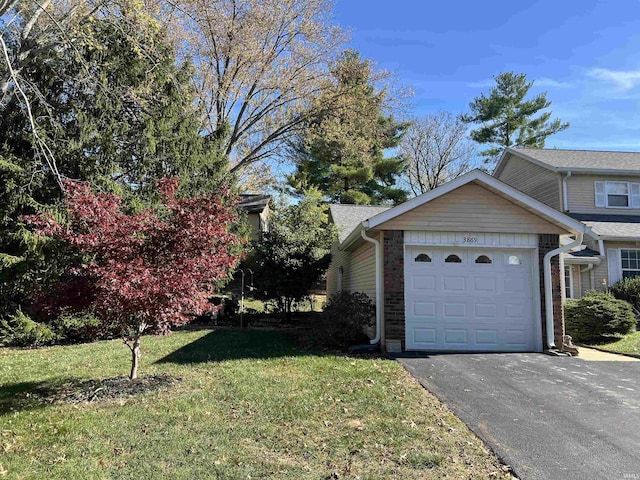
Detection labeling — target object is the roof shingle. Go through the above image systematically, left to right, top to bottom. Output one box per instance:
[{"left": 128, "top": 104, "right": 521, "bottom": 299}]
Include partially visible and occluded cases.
[
  {"left": 511, "top": 148, "right": 640, "bottom": 172},
  {"left": 329, "top": 204, "right": 390, "bottom": 244}
]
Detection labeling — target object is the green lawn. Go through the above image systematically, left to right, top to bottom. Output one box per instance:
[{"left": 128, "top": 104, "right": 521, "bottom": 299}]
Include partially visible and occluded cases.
[
  {"left": 1, "top": 329, "right": 510, "bottom": 479},
  {"left": 586, "top": 331, "right": 640, "bottom": 356}
]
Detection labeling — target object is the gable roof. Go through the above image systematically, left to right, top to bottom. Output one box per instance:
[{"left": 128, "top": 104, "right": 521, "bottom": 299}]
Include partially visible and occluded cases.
[
  {"left": 495, "top": 147, "right": 640, "bottom": 176},
  {"left": 337, "top": 170, "right": 588, "bottom": 249},
  {"left": 238, "top": 194, "right": 271, "bottom": 213},
  {"left": 329, "top": 204, "right": 390, "bottom": 244}
]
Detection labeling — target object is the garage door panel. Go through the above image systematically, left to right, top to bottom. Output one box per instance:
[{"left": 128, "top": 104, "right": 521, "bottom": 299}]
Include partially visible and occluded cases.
[
  {"left": 405, "top": 246, "right": 538, "bottom": 352},
  {"left": 412, "top": 275, "right": 436, "bottom": 292},
  {"left": 413, "top": 302, "right": 436, "bottom": 317},
  {"left": 443, "top": 302, "right": 466, "bottom": 319},
  {"left": 473, "top": 303, "right": 498, "bottom": 320},
  {"left": 444, "top": 329, "right": 468, "bottom": 344},
  {"left": 475, "top": 329, "right": 498, "bottom": 345}
]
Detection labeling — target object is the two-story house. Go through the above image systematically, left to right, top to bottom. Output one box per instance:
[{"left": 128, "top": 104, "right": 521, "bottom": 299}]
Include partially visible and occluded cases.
[{"left": 494, "top": 147, "right": 640, "bottom": 300}]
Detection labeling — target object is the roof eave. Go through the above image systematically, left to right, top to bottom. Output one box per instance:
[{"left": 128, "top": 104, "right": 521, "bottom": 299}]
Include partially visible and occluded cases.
[
  {"left": 556, "top": 167, "right": 640, "bottom": 175},
  {"left": 365, "top": 169, "right": 588, "bottom": 236},
  {"left": 598, "top": 235, "right": 640, "bottom": 242}
]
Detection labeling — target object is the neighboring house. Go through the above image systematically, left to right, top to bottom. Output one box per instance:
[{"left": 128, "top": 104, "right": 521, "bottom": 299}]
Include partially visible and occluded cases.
[
  {"left": 494, "top": 147, "right": 640, "bottom": 300},
  {"left": 327, "top": 170, "right": 587, "bottom": 353},
  {"left": 238, "top": 194, "right": 271, "bottom": 241}
]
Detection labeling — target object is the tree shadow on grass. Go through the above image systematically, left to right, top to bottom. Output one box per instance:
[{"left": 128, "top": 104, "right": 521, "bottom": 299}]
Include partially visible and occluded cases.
[
  {"left": 156, "top": 329, "right": 303, "bottom": 364},
  {"left": 0, "top": 375, "right": 180, "bottom": 416}
]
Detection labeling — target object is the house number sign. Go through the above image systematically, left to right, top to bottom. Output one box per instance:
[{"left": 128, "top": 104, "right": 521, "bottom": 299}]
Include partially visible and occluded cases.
[{"left": 463, "top": 236, "right": 478, "bottom": 243}]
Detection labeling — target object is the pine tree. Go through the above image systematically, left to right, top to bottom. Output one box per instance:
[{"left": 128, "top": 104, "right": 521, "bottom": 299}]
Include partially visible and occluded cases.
[
  {"left": 288, "top": 50, "right": 408, "bottom": 205},
  {"left": 461, "top": 72, "right": 569, "bottom": 166}
]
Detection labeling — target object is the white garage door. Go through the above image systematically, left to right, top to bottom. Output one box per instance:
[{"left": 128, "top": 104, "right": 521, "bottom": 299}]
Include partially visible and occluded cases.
[{"left": 405, "top": 247, "right": 539, "bottom": 352}]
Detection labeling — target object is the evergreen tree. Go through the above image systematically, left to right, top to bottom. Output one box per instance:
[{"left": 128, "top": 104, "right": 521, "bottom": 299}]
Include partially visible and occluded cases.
[
  {"left": 0, "top": 12, "right": 227, "bottom": 320},
  {"left": 288, "top": 50, "right": 408, "bottom": 205},
  {"left": 461, "top": 72, "right": 569, "bottom": 166},
  {"left": 253, "top": 189, "right": 335, "bottom": 322}
]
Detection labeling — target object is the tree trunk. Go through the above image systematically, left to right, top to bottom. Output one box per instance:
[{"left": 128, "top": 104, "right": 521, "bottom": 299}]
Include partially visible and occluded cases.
[{"left": 129, "top": 336, "right": 141, "bottom": 380}]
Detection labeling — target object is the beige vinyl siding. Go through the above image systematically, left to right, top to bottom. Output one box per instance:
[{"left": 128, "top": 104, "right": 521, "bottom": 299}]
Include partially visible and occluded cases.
[
  {"left": 496, "top": 153, "right": 562, "bottom": 210},
  {"left": 566, "top": 174, "right": 640, "bottom": 214},
  {"left": 374, "top": 182, "right": 566, "bottom": 234},
  {"left": 326, "top": 235, "right": 377, "bottom": 303},
  {"left": 593, "top": 240, "right": 640, "bottom": 290}
]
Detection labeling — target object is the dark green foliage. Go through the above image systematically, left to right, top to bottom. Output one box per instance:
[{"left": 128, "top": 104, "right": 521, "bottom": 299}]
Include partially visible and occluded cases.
[
  {"left": 0, "top": 13, "right": 228, "bottom": 322},
  {"left": 288, "top": 50, "right": 408, "bottom": 205},
  {"left": 461, "top": 72, "right": 569, "bottom": 165},
  {"left": 253, "top": 190, "right": 335, "bottom": 321},
  {"left": 610, "top": 277, "right": 640, "bottom": 319},
  {"left": 321, "top": 291, "right": 375, "bottom": 348},
  {"left": 564, "top": 291, "right": 636, "bottom": 342},
  {"left": 0, "top": 309, "right": 57, "bottom": 347}
]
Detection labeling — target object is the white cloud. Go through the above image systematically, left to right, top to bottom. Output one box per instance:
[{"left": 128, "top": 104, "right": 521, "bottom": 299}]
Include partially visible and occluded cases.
[
  {"left": 588, "top": 68, "right": 640, "bottom": 91},
  {"left": 535, "top": 78, "right": 573, "bottom": 89}
]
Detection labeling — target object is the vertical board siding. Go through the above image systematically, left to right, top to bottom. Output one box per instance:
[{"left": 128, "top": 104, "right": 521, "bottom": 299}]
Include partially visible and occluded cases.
[
  {"left": 496, "top": 154, "right": 562, "bottom": 210},
  {"left": 567, "top": 174, "right": 640, "bottom": 214},
  {"left": 375, "top": 183, "right": 565, "bottom": 234},
  {"left": 405, "top": 231, "right": 537, "bottom": 247}
]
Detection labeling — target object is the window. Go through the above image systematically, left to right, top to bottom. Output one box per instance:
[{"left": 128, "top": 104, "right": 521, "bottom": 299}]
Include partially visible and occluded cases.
[
  {"left": 595, "top": 181, "right": 640, "bottom": 208},
  {"left": 621, "top": 249, "right": 640, "bottom": 279},
  {"left": 414, "top": 253, "right": 431, "bottom": 263},
  {"left": 445, "top": 254, "right": 462, "bottom": 263},
  {"left": 475, "top": 255, "right": 492, "bottom": 264},
  {"left": 508, "top": 255, "right": 522, "bottom": 265},
  {"left": 564, "top": 265, "right": 574, "bottom": 299}
]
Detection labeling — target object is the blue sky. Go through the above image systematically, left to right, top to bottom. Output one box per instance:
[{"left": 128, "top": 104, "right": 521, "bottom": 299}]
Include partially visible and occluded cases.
[{"left": 334, "top": 0, "right": 640, "bottom": 151}]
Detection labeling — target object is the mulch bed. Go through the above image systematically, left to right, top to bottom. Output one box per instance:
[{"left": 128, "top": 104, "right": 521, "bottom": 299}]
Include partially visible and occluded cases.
[{"left": 35, "top": 374, "right": 182, "bottom": 404}]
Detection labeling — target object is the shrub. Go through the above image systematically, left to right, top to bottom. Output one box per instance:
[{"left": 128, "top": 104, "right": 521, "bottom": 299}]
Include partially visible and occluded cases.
[
  {"left": 610, "top": 277, "right": 640, "bottom": 318},
  {"left": 321, "top": 291, "right": 375, "bottom": 348},
  {"left": 564, "top": 291, "right": 636, "bottom": 342},
  {"left": 0, "top": 309, "right": 58, "bottom": 347},
  {"left": 49, "top": 311, "right": 103, "bottom": 344}
]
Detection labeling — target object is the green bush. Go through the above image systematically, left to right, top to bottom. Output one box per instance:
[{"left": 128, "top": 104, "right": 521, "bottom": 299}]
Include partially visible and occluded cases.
[
  {"left": 610, "top": 277, "right": 640, "bottom": 319},
  {"left": 321, "top": 291, "right": 375, "bottom": 348},
  {"left": 564, "top": 291, "right": 636, "bottom": 342},
  {"left": 0, "top": 309, "right": 58, "bottom": 347},
  {"left": 49, "top": 310, "right": 102, "bottom": 344}
]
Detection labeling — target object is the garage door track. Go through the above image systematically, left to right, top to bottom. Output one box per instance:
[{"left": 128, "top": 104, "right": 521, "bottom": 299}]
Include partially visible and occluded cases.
[{"left": 399, "top": 352, "right": 640, "bottom": 480}]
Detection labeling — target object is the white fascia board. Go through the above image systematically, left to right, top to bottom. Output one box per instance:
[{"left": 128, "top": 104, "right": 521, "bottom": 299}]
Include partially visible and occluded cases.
[
  {"left": 363, "top": 169, "right": 589, "bottom": 235},
  {"left": 598, "top": 235, "right": 640, "bottom": 242},
  {"left": 563, "top": 255, "right": 601, "bottom": 265}
]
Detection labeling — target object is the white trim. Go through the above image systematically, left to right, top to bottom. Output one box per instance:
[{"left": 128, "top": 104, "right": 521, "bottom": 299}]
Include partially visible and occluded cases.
[
  {"left": 362, "top": 170, "right": 588, "bottom": 235},
  {"left": 562, "top": 172, "right": 571, "bottom": 211},
  {"left": 404, "top": 231, "right": 537, "bottom": 248},
  {"left": 531, "top": 248, "right": 544, "bottom": 352},
  {"left": 620, "top": 248, "right": 640, "bottom": 280},
  {"left": 564, "top": 264, "right": 574, "bottom": 299}
]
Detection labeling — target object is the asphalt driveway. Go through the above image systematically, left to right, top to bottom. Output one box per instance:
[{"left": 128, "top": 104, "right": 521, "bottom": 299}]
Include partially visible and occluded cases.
[{"left": 399, "top": 352, "right": 640, "bottom": 480}]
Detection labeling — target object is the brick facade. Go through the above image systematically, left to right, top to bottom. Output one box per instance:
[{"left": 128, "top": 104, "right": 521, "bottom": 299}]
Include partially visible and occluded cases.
[
  {"left": 383, "top": 230, "right": 405, "bottom": 348},
  {"left": 538, "top": 234, "right": 563, "bottom": 348}
]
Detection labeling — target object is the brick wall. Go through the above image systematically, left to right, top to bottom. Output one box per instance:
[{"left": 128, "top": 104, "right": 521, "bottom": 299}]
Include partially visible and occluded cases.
[
  {"left": 383, "top": 230, "right": 405, "bottom": 348},
  {"left": 538, "top": 234, "right": 563, "bottom": 348}
]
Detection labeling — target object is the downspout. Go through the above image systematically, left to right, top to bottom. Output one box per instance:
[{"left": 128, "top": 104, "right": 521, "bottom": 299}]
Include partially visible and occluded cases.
[
  {"left": 562, "top": 171, "right": 572, "bottom": 212},
  {"left": 361, "top": 229, "right": 382, "bottom": 345},
  {"left": 544, "top": 232, "right": 583, "bottom": 349},
  {"left": 598, "top": 239, "right": 605, "bottom": 256}
]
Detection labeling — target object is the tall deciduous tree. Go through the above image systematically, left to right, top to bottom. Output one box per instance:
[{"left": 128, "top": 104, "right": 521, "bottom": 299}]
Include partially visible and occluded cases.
[
  {"left": 169, "top": 0, "right": 346, "bottom": 174},
  {"left": 288, "top": 49, "right": 408, "bottom": 205},
  {"left": 461, "top": 72, "right": 569, "bottom": 165},
  {"left": 400, "top": 112, "right": 475, "bottom": 196},
  {"left": 27, "top": 179, "right": 241, "bottom": 379},
  {"left": 253, "top": 189, "right": 334, "bottom": 321}
]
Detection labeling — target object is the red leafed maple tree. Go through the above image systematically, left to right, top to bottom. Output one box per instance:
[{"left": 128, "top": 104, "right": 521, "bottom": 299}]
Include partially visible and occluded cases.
[{"left": 27, "top": 179, "right": 242, "bottom": 379}]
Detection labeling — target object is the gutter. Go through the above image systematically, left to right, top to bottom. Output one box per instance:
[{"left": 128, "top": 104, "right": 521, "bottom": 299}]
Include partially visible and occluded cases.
[
  {"left": 562, "top": 171, "right": 571, "bottom": 212},
  {"left": 361, "top": 228, "right": 381, "bottom": 345},
  {"left": 544, "top": 232, "right": 584, "bottom": 349}
]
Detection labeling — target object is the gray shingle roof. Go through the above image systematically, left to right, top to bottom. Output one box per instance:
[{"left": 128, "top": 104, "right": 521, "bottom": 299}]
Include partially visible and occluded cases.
[
  {"left": 512, "top": 148, "right": 640, "bottom": 172},
  {"left": 238, "top": 194, "right": 270, "bottom": 213},
  {"left": 329, "top": 204, "right": 390, "bottom": 244},
  {"left": 570, "top": 213, "right": 640, "bottom": 239}
]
